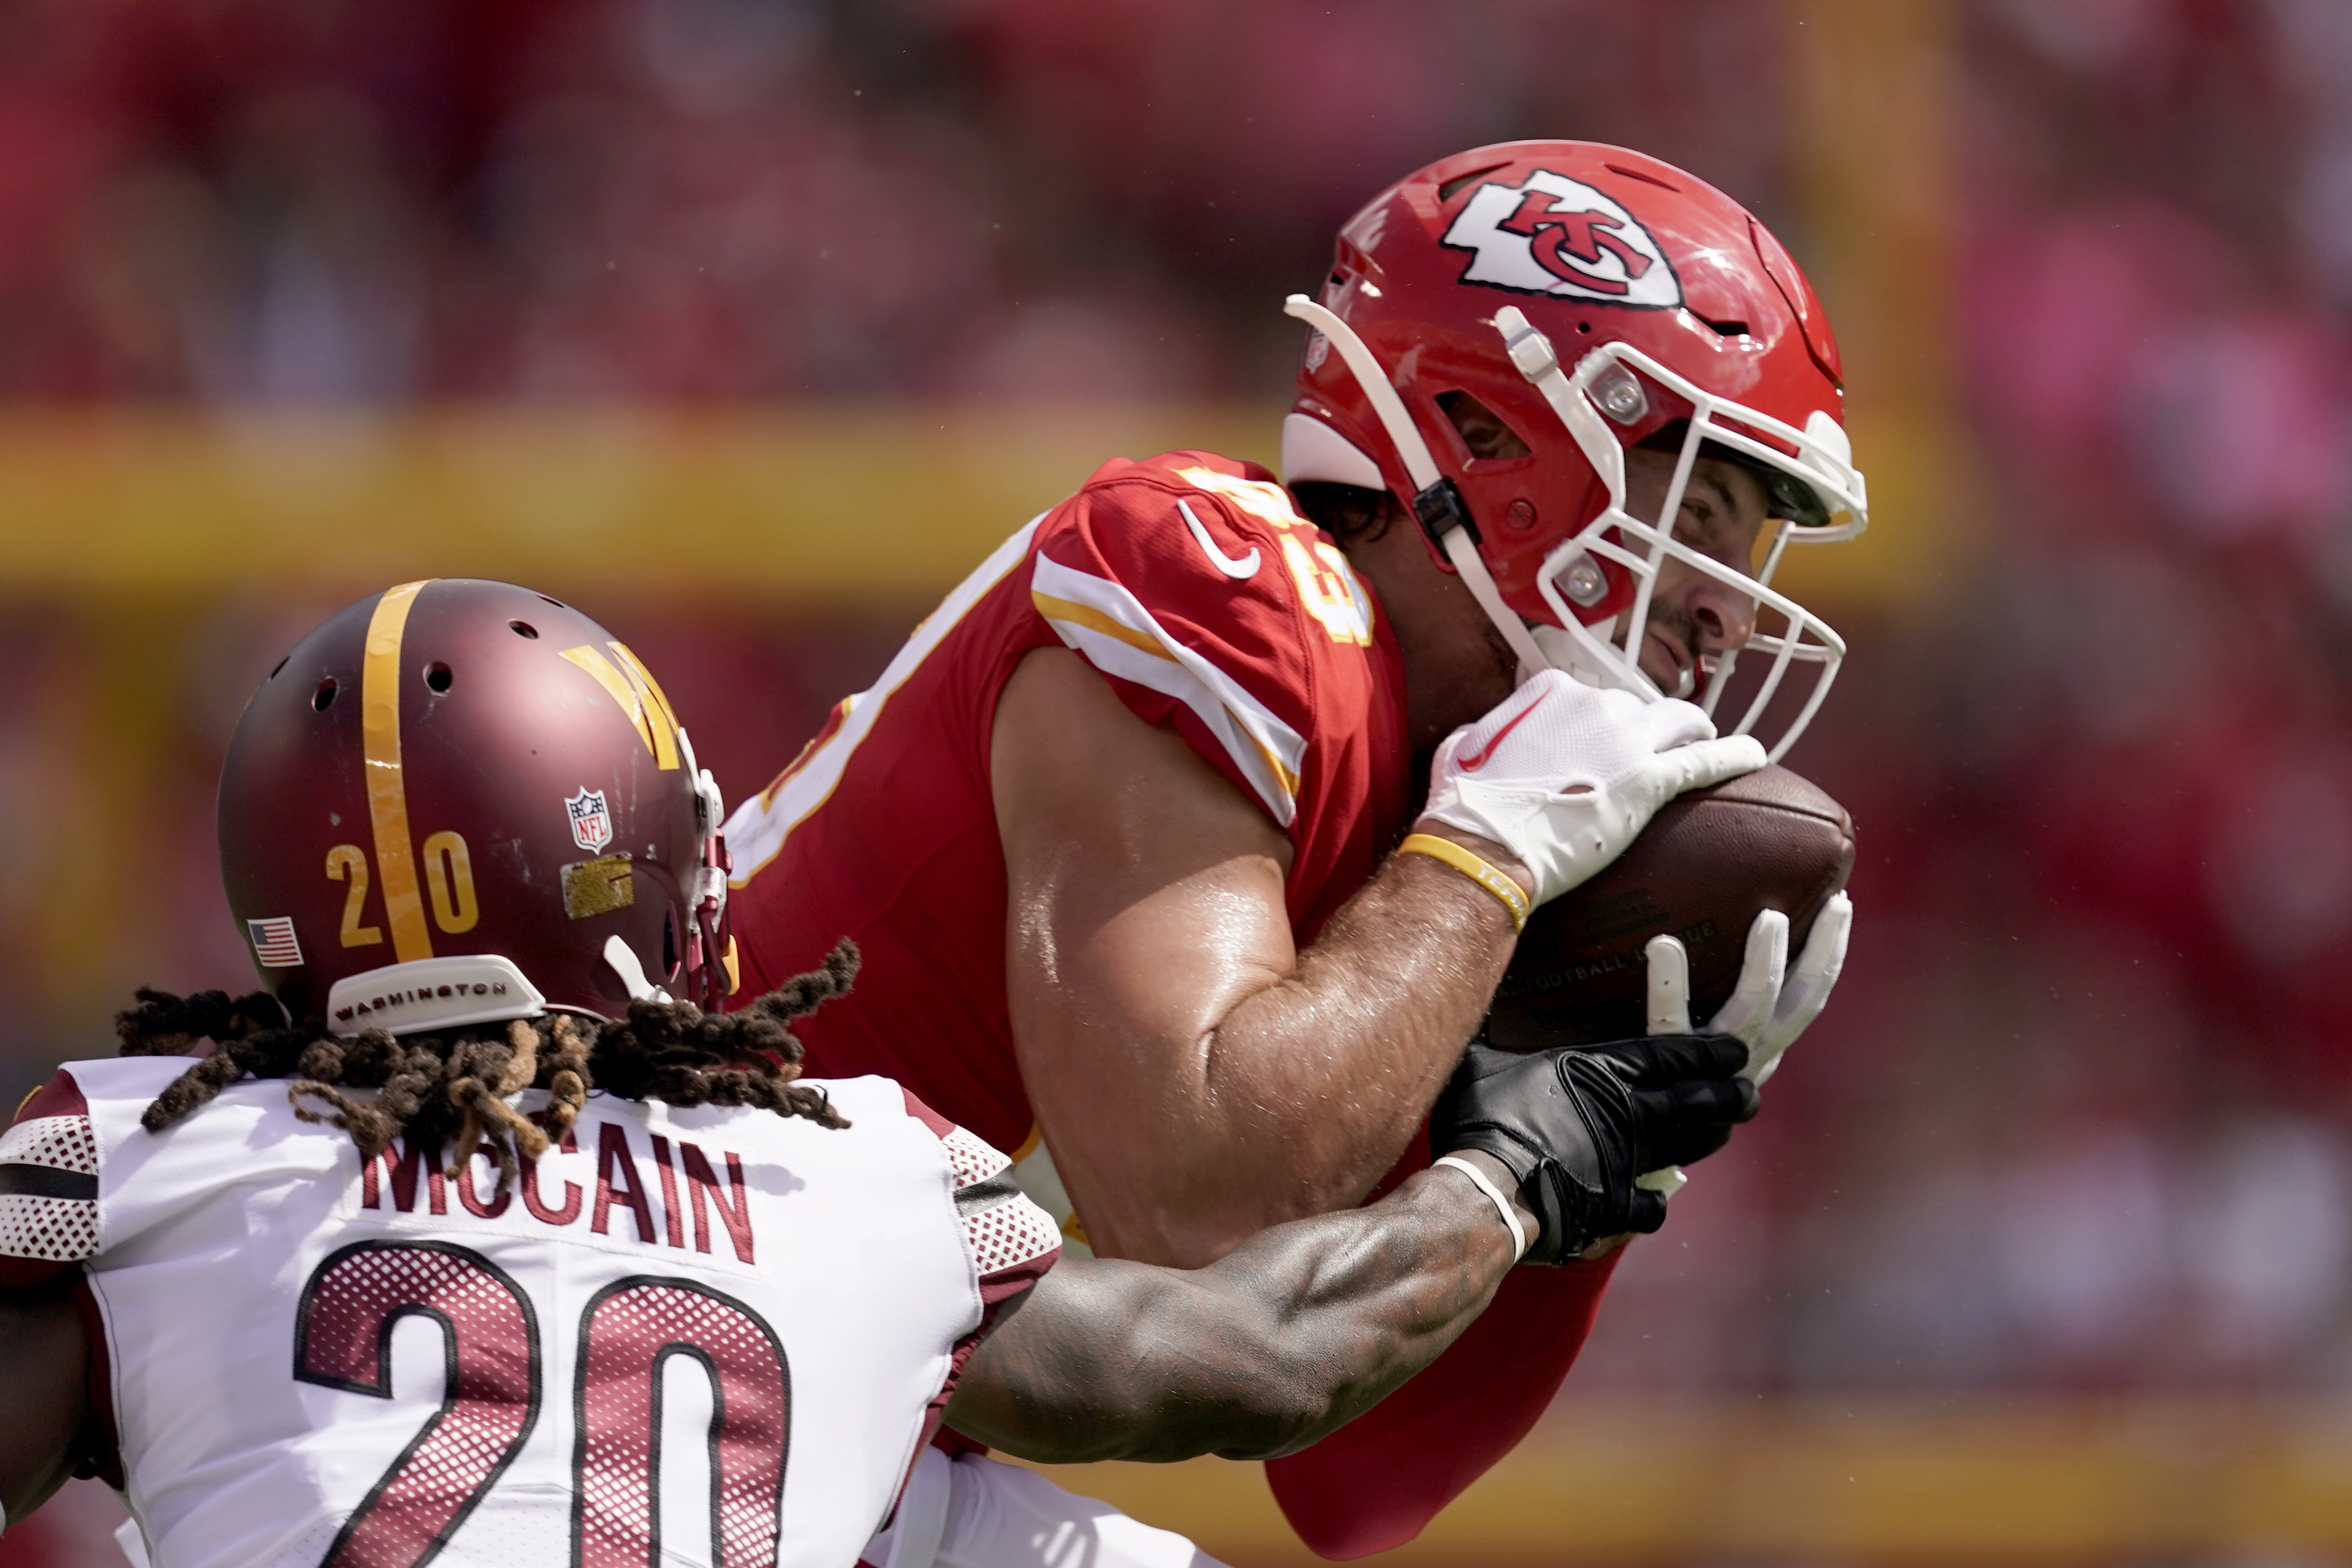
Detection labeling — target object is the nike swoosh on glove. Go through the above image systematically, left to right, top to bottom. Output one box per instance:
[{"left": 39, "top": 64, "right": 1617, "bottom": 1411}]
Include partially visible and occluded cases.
[
  {"left": 1420, "top": 669, "right": 1766, "bottom": 907},
  {"left": 1431, "top": 1037, "right": 1757, "bottom": 1265}
]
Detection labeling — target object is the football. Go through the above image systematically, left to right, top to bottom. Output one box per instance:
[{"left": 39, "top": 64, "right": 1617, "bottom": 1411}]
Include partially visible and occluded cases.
[{"left": 1486, "top": 765, "right": 1856, "bottom": 1050}]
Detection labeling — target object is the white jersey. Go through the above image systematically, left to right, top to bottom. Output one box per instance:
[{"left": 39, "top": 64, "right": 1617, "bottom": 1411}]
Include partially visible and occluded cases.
[{"left": 0, "top": 1056, "right": 1061, "bottom": 1568}]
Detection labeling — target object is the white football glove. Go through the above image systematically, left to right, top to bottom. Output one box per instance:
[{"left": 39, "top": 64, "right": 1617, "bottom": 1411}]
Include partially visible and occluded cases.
[
  {"left": 1419, "top": 669, "right": 1768, "bottom": 908},
  {"left": 1632, "top": 891, "right": 1855, "bottom": 1197},
  {"left": 1707, "top": 892, "right": 1853, "bottom": 1087}
]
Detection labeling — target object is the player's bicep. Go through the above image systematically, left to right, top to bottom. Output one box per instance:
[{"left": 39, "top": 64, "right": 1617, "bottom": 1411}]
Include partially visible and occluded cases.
[
  {"left": 991, "top": 648, "right": 1296, "bottom": 1235},
  {"left": 0, "top": 1288, "right": 95, "bottom": 1525}
]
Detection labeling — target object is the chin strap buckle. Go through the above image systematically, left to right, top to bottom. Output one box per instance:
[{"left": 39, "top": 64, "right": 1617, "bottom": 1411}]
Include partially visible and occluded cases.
[
  {"left": 1412, "top": 477, "right": 1480, "bottom": 549},
  {"left": 685, "top": 833, "right": 736, "bottom": 1011}
]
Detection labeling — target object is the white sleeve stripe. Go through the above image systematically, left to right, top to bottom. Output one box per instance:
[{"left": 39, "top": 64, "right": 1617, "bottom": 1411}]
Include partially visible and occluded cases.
[
  {"left": 722, "top": 516, "right": 1046, "bottom": 887},
  {"left": 1030, "top": 554, "right": 1306, "bottom": 827},
  {"left": 1048, "top": 620, "right": 1301, "bottom": 825},
  {"left": 0, "top": 1114, "right": 97, "bottom": 1175}
]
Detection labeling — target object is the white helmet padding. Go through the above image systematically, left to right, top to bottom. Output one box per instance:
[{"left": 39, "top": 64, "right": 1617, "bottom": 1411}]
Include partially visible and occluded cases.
[{"left": 1280, "top": 412, "right": 1388, "bottom": 491}]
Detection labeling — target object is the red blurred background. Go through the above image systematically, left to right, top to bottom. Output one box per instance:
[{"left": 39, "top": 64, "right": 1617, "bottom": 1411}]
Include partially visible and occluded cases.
[{"left": 6, "top": 1, "right": 2352, "bottom": 1563}]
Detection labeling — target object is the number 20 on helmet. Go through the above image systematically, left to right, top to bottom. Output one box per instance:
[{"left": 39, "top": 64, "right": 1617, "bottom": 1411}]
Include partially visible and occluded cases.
[
  {"left": 1283, "top": 140, "right": 1869, "bottom": 760},
  {"left": 218, "top": 579, "right": 736, "bottom": 1036}
]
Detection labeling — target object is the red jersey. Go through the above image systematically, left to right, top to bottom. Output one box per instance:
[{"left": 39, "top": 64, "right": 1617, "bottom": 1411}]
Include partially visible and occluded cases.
[{"left": 722, "top": 450, "right": 1619, "bottom": 1558}]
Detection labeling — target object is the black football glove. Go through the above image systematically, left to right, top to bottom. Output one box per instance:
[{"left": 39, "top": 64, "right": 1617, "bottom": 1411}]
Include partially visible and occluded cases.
[{"left": 1431, "top": 1036, "right": 1758, "bottom": 1264}]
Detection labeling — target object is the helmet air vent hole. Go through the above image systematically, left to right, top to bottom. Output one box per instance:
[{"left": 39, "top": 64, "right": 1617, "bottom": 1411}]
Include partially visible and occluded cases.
[
  {"left": 1437, "top": 163, "right": 1511, "bottom": 202},
  {"left": 1604, "top": 163, "right": 1681, "bottom": 192},
  {"left": 1703, "top": 318, "right": 1751, "bottom": 338},
  {"left": 1577, "top": 321, "right": 1592, "bottom": 334},
  {"left": 1591, "top": 366, "right": 1648, "bottom": 425},
  {"left": 1435, "top": 391, "right": 1533, "bottom": 460},
  {"left": 1562, "top": 555, "right": 1611, "bottom": 607},
  {"left": 538, "top": 594, "right": 566, "bottom": 608},
  {"left": 509, "top": 620, "right": 538, "bottom": 640},
  {"left": 268, "top": 656, "right": 289, "bottom": 679},
  {"left": 425, "top": 662, "right": 453, "bottom": 693},
  {"left": 313, "top": 678, "right": 338, "bottom": 712},
  {"left": 663, "top": 912, "right": 677, "bottom": 975}
]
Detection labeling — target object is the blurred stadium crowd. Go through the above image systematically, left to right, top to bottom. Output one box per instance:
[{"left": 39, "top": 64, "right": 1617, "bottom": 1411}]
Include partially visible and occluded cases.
[
  {"left": 0, "top": 0, "right": 1793, "bottom": 401},
  {"left": 4, "top": 0, "right": 2352, "bottom": 1460},
  {"left": 1748, "top": 0, "right": 2352, "bottom": 1399}
]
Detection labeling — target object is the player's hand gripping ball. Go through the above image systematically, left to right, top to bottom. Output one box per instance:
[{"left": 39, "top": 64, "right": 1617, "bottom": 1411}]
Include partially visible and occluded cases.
[
  {"left": 1419, "top": 669, "right": 1768, "bottom": 907},
  {"left": 1488, "top": 764, "right": 1856, "bottom": 1071}
]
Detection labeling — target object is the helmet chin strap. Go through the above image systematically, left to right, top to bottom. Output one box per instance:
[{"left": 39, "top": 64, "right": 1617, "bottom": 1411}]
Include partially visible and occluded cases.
[
  {"left": 1285, "top": 294, "right": 1549, "bottom": 680},
  {"left": 1439, "top": 528, "right": 1551, "bottom": 679},
  {"left": 1525, "top": 619, "right": 1664, "bottom": 694},
  {"left": 676, "top": 722, "right": 735, "bottom": 1010}
]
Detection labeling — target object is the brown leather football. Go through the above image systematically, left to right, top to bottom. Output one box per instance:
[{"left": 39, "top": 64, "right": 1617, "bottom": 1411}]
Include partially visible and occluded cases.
[{"left": 1486, "top": 765, "right": 1856, "bottom": 1050}]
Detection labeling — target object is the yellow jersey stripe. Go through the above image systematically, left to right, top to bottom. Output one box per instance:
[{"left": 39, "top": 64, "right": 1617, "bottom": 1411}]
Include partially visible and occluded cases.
[
  {"left": 1029, "top": 553, "right": 1305, "bottom": 825},
  {"left": 1029, "top": 592, "right": 1176, "bottom": 661},
  {"left": 1244, "top": 726, "right": 1302, "bottom": 800}
]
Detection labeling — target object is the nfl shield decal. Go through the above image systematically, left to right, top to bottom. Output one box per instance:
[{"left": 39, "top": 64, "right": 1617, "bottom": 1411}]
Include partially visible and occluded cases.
[
  {"left": 1441, "top": 169, "right": 1682, "bottom": 308},
  {"left": 566, "top": 787, "right": 614, "bottom": 852}
]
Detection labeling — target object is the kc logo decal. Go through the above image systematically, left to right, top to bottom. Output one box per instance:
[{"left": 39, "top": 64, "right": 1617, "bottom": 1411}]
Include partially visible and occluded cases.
[{"left": 1441, "top": 170, "right": 1681, "bottom": 308}]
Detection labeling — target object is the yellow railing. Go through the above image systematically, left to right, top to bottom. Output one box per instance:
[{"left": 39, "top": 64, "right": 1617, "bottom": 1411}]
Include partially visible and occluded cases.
[
  {"left": 0, "top": 405, "right": 1958, "bottom": 605},
  {"left": 1014, "top": 1398, "right": 2352, "bottom": 1564}
]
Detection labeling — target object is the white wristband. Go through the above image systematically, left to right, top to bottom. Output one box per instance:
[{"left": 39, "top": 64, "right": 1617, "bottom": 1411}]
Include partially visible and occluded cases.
[{"left": 1434, "top": 1154, "right": 1528, "bottom": 1261}]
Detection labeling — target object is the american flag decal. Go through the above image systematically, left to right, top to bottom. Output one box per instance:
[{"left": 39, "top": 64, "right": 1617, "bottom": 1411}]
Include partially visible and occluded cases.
[{"left": 248, "top": 917, "right": 304, "bottom": 967}]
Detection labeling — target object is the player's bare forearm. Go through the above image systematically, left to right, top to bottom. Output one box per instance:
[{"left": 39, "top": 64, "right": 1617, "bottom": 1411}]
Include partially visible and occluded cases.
[
  {"left": 997, "top": 648, "right": 1524, "bottom": 1266},
  {"left": 1194, "top": 843, "right": 1522, "bottom": 1199},
  {"left": 945, "top": 1164, "right": 1520, "bottom": 1462},
  {"left": 0, "top": 1287, "right": 94, "bottom": 1525}
]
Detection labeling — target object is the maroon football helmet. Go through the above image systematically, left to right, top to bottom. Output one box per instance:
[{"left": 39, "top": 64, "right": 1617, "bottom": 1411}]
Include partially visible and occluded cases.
[
  {"left": 1281, "top": 141, "right": 1869, "bottom": 759},
  {"left": 218, "top": 579, "right": 733, "bottom": 1034}
]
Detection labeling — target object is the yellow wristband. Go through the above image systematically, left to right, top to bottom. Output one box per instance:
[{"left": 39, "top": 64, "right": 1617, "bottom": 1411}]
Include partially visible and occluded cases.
[{"left": 1398, "top": 833, "right": 1530, "bottom": 932}]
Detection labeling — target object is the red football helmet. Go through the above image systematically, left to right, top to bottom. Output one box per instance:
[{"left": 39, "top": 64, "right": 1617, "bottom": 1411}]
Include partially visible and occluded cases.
[
  {"left": 1283, "top": 141, "right": 1868, "bottom": 758},
  {"left": 218, "top": 578, "right": 734, "bottom": 1035}
]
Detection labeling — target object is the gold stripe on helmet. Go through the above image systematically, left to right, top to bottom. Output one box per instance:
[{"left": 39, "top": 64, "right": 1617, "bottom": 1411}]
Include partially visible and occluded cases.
[
  {"left": 362, "top": 580, "right": 435, "bottom": 963},
  {"left": 607, "top": 642, "right": 682, "bottom": 769},
  {"left": 560, "top": 643, "right": 679, "bottom": 769}
]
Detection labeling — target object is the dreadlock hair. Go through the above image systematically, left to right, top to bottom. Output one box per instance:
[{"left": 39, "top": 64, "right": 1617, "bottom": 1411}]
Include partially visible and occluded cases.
[{"left": 117, "top": 941, "right": 861, "bottom": 1195}]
